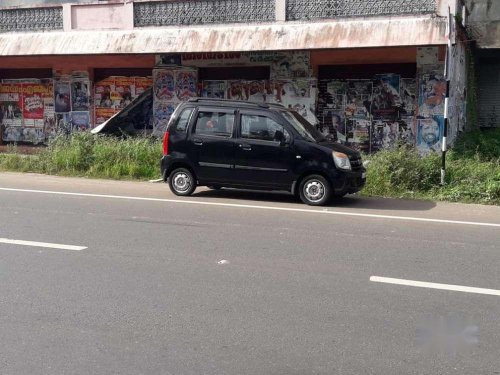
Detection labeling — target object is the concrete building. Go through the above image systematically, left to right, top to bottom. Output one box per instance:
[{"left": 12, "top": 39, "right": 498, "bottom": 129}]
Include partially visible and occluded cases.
[
  {"left": 0, "top": 0, "right": 468, "bottom": 153},
  {"left": 466, "top": 0, "right": 500, "bottom": 127}
]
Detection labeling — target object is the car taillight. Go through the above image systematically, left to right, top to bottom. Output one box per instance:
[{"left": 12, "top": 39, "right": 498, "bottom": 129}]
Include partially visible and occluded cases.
[{"left": 163, "top": 131, "right": 170, "bottom": 155}]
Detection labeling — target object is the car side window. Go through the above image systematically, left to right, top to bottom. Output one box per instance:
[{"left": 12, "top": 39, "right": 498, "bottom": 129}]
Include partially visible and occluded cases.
[
  {"left": 174, "top": 108, "right": 193, "bottom": 132},
  {"left": 194, "top": 111, "right": 234, "bottom": 138},
  {"left": 240, "top": 114, "right": 290, "bottom": 143}
]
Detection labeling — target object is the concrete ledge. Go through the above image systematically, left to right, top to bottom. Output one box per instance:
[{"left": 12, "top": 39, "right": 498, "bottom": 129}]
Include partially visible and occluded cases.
[{"left": 0, "top": 15, "right": 447, "bottom": 56}]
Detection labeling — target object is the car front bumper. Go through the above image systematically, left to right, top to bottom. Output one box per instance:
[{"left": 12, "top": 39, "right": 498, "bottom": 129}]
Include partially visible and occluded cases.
[{"left": 331, "top": 168, "right": 366, "bottom": 196}]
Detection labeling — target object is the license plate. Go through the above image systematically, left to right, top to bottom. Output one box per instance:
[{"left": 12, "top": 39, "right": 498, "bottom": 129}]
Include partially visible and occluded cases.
[{"left": 362, "top": 172, "right": 366, "bottom": 179}]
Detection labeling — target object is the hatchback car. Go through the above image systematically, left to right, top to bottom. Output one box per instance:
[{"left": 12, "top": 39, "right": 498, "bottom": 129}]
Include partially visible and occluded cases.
[{"left": 161, "top": 99, "right": 365, "bottom": 206}]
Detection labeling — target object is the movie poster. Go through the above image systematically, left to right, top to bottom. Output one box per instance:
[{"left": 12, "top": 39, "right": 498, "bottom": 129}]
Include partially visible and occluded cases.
[
  {"left": 270, "top": 51, "right": 311, "bottom": 79},
  {"left": 418, "top": 67, "right": 446, "bottom": 118},
  {"left": 153, "top": 69, "right": 175, "bottom": 101},
  {"left": 175, "top": 70, "right": 198, "bottom": 101},
  {"left": 371, "top": 74, "right": 402, "bottom": 119},
  {"left": 94, "top": 77, "right": 115, "bottom": 109},
  {"left": 113, "top": 77, "right": 135, "bottom": 109},
  {"left": 134, "top": 77, "right": 153, "bottom": 96},
  {"left": 71, "top": 78, "right": 90, "bottom": 111},
  {"left": 401, "top": 79, "right": 417, "bottom": 116},
  {"left": 54, "top": 80, "right": 71, "bottom": 113},
  {"left": 227, "top": 80, "right": 248, "bottom": 100},
  {"left": 246, "top": 80, "right": 267, "bottom": 103},
  {"left": 345, "top": 80, "right": 372, "bottom": 119},
  {"left": 201, "top": 81, "right": 226, "bottom": 99},
  {"left": 325, "top": 81, "right": 346, "bottom": 110},
  {"left": 0, "top": 83, "right": 23, "bottom": 127},
  {"left": 22, "top": 83, "right": 45, "bottom": 125},
  {"left": 152, "top": 102, "right": 176, "bottom": 137},
  {"left": 95, "top": 107, "right": 116, "bottom": 125},
  {"left": 320, "top": 109, "right": 345, "bottom": 141},
  {"left": 71, "top": 111, "right": 91, "bottom": 131},
  {"left": 55, "top": 113, "right": 72, "bottom": 135},
  {"left": 44, "top": 114, "right": 57, "bottom": 140},
  {"left": 417, "top": 116, "right": 444, "bottom": 154},
  {"left": 399, "top": 117, "right": 416, "bottom": 146},
  {"left": 350, "top": 119, "right": 371, "bottom": 152},
  {"left": 371, "top": 120, "right": 400, "bottom": 151},
  {"left": 21, "top": 127, "right": 45, "bottom": 144}
]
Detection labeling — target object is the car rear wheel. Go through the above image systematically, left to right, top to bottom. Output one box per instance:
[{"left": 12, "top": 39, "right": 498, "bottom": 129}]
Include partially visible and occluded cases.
[
  {"left": 169, "top": 168, "right": 196, "bottom": 196},
  {"left": 299, "top": 175, "right": 331, "bottom": 206}
]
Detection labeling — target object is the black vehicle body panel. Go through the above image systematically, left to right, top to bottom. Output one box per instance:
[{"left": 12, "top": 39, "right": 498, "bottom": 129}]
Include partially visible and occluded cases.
[{"left": 161, "top": 99, "right": 366, "bottom": 196}]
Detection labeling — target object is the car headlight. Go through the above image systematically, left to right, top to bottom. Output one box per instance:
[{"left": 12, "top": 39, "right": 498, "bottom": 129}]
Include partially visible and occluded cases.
[{"left": 332, "top": 152, "right": 351, "bottom": 171}]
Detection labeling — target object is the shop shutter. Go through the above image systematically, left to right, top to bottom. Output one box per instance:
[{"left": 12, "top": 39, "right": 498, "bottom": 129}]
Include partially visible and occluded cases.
[{"left": 477, "top": 62, "right": 500, "bottom": 128}]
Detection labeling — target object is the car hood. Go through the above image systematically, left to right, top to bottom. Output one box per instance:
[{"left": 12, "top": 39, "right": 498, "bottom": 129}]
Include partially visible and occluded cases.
[{"left": 315, "top": 140, "right": 360, "bottom": 158}]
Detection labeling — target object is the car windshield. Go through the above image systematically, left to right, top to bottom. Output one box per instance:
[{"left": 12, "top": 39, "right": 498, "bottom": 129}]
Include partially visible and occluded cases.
[{"left": 282, "top": 111, "right": 325, "bottom": 143}]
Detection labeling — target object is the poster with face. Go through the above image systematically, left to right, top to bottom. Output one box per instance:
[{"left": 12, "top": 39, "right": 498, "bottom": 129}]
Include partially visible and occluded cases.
[
  {"left": 271, "top": 51, "right": 311, "bottom": 79},
  {"left": 418, "top": 68, "right": 446, "bottom": 118},
  {"left": 153, "top": 70, "right": 175, "bottom": 101},
  {"left": 175, "top": 70, "right": 197, "bottom": 101},
  {"left": 372, "top": 74, "right": 402, "bottom": 119},
  {"left": 113, "top": 77, "right": 135, "bottom": 109},
  {"left": 134, "top": 77, "right": 153, "bottom": 96},
  {"left": 94, "top": 78, "right": 115, "bottom": 109},
  {"left": 71, "top": 79, "right": 90, "bottom": 111},
  {"left": 401, "top": 79, "right": 417, "bottom": 116},
  {"left": 54, "top": 80, "right": 71, "bottom": 113},
  {"left": 227, "top": 80, "right": 248, "bottom": 100},
  {"left": 246, "top": 80, "right": 267, "bottom": 103},
  {"left": 345, "top": 80, "right": 372, "bottom": 119},
  {"left": 202, "top": 81, "right": 227, "bottom": 99},
  {"left": 325, "top": 81, "right": 346, "bottom": 110},
  {"left": 0, "top": 83, "right": 23, "bottom": 127},
  {"left": 153, "top": 102, "right": 176, "bottom": 137},
  {"left": 319, "top": 109, "right": 345, "bottom": 141},
  {"left": 71, "top": 111, "right": 91, "bottom": 132},
  {"left": 55, "top": 113, "right": 72, "bottom": 135},
  {"left": 44, "top": 114, "right": 57, "bottom": 140},
  {"left": 417, "top": 116, "right": 444, "bottom": 154},
  {"left": 399, "top": 117, "right": 416, "bottom": 146},
  {"left": 371, "top": 120, "right": 400, "bottom": 151},
  {"left": 3, "top": 126, "right": 23, "bottom": 142},
  {"left": 21, "top": 127, "right": 45, "bottom": 144}
]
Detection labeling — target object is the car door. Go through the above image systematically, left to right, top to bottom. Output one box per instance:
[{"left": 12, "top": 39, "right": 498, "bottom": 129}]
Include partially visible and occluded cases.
[
  {"left": 187, "top": 107, "right": 237, "bottom": 183},
  {"left": 234, "top": 110, "right": 296, "bottom": 188}
]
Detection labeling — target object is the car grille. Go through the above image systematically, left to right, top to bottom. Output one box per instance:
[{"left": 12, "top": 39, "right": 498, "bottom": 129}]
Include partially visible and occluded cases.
[{"left": 349, "top": 155, "right": 363, "bottom": 171}]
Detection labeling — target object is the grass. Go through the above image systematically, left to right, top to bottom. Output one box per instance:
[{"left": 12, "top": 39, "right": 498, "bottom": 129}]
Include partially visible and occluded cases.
[
  {"left": 362, "top": 128, "right": 500, "bottom": 205},
  {"left": 0, "top": 129, "right": 499, "bottom": 205},
  {"left": 0, "top": 133, "right": 162, "bottom": 180}
]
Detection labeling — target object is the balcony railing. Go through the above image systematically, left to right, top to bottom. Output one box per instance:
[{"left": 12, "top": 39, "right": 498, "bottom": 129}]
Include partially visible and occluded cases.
[
  {"left": 134, "top": 0, "right": 275, "bottom": 27},
  {"left": 286, "top": 0, "right": 436, "bottom": 21},
  {"left": 0, "top": 6, "right": 63, "bottom": 33}
]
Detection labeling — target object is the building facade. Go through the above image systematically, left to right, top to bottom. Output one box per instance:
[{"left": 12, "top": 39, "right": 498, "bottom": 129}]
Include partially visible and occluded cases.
[{"left": 0, "top": 0, "right": 467, "bottom": 153}]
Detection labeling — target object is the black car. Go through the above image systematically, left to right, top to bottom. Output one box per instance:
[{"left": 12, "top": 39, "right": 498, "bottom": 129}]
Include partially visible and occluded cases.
[{"left": 161, "top": 99, "right": 366, "bottom": 206}]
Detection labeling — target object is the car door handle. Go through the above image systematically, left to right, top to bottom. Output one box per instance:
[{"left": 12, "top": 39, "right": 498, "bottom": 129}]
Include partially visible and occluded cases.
[
  {"left": 193, "top": 138, "right": 203, "bottom": 146},
  {"left": 239, "top": 144, "right": 252, "bottom": 151}
]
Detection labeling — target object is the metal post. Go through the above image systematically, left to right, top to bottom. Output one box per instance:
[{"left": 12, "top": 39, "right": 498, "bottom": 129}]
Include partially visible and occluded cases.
[{"left": 441, "top": 7, "right": 453, "bottom": 186}]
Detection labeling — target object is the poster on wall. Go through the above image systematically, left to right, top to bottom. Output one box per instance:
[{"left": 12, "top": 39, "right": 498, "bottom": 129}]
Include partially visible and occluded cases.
[
  {"left": 270, "top": 51, "right": 311, "bottom": 79},
  {"left": 418, "top": 67, "right": 446, "bottom": 118},
  {"left": 153, "top": 70, "right": 175, "bottom": 101},
  {"left": 175, "top": 70, "right": 198, "bottom": 101},
  {"left": 371, "top": 74, "right": 401, "bottom": 119},
  {"left": 113, "top": 77, "right": 135, "bottom": 109},
  {"left": 135, "top": 77, "right": 153, "bottom": 96},
  {"left": 71, "top": 78, "right": 90, "bottom": 111},
  {"left": 94, "top": 78, "right": 115, "bottom": 109},
  {"left": 400, "top": 79, "right": 417, "bottom": 116},
  {"left": 54, "top": 80, "right": 71, "bottom": 113},
  {"left": 227, "top": 80, "right": 248, "bottom": 100},
  {"left": 246, "top": 80, "right": 267, "bottom": 103},
  {"left": 344, "top": 80, "right": 372, "bottom": 119},
  {"left": 202, "top": 81, "right": 226, "bottom": 99},
  {"left": 325, "top": 81, "right": 346, "bottom": 110},
  {"left": 0, "top": 83, "right": 23, "bottom": 129},
  {"left": 22, "top": 83, "right": 45, "bottom": 128},
  {"left": 152, "top": 102, "right": 176, "bottom": 137},
  {"left": 95, "top": 107, "right": 116, "bottom": 125},
  {"left": 320, "top": 109, "right": 346, "bottom": 141},
  {"left": 71, "top": 111, "right": 91, "bottom": 131},
  {"left": 55, "top": 113, "right": 72, "bottom": 135},
  {"left": 417, "top": 116, "right": 444, "bottom": 154},
  {"left": 399, "top": 117, "right": 416, "bottom": 146},
  {"left": 350, "top": 119, "right": 371, "bottom": 152},
  {"left": 21, "top": 127, "right": 45, "bottom": 144}
]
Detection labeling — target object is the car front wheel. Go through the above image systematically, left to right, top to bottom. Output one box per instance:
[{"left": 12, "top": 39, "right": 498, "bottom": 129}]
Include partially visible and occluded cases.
[
  {"left": 169, "top": 168, "right": 196, "bottom": 196},
  {"left": 299, "top": 175, "right": 331, "bottom": 206}
]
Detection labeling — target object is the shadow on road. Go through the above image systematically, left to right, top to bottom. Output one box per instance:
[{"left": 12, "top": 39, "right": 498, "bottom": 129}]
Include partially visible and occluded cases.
[{"left": 193, "top": 189, "right": 437, "bottom": 211}]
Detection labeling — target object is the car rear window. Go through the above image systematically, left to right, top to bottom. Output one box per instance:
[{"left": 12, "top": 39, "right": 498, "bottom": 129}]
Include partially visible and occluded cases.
[{"left": 173, "top": 108, "right": 193, "bottom": 132}]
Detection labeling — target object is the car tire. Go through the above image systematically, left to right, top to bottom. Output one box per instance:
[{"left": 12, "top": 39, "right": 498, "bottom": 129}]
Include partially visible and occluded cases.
[
  {"left": 168, "top": 168, "right": 196, "bottom": 196},
  {"left": 299, "top": 174, "right": 331, "bottom": 206}
]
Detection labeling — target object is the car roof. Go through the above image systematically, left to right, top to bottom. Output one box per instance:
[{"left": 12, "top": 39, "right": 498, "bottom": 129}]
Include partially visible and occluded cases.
[{"left": 183, "top": 98, "right": 288, "bottom": 111}]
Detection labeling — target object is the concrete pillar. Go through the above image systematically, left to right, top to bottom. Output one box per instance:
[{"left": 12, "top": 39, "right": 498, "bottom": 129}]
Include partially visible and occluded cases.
[
  {"left": 275, "top": 0, "right": 286, "bottom": 22},
  {"left": 124, "top": 1, "right": 134, "bottom": 30},
  {"left": 62, "top": 3, "right": 72, "bottom": 32}
]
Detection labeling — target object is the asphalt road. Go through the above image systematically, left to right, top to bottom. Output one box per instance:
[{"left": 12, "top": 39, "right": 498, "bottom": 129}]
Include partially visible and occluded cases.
[{"left": 0, "top": 172, "right": 499, "bottom": 375}]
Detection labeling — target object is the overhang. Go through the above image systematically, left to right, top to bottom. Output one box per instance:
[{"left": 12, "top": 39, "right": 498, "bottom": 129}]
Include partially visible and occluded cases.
[{"left": 0, "top": 15, "right": 447, "bottom": 56}]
